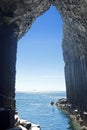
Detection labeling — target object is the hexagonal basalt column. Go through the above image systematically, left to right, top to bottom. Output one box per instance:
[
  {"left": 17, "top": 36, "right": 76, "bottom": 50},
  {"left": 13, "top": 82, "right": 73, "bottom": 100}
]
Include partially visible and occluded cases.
[
  {"left": 54, "top": 0, "right": 87, "bottom": 111},
  {"left": 0, "top": 23, "right": 19, "bottom": 128}
]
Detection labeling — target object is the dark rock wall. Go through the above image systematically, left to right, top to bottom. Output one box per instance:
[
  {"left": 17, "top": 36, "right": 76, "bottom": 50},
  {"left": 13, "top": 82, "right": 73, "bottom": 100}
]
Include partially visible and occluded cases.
[
  {"left": 0, "top": 0, "right": 87, "bottom": 127},
  {"left": 0, "top": 0, "right": 51, "bottom": 39},
  {"left": 0, "top": 0, "right": 50, "bottom": 128},
  {"left": 0, "top": 0, "right": 51, "bottom": 110},
  {"left": 54, "top": 0, "right": 87, "bottom": 110},
  {"left": 0, "top": 22, "right": 19, "bottom": 128},
  {"left": 0, "top": 23, "right": 19, "bottom": 109}
]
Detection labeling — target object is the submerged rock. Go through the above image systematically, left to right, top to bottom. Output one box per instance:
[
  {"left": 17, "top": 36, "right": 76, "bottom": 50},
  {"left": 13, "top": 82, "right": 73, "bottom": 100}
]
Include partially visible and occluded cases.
[{"left": 50, "top": 101, "right": 54, "bottom": 105}]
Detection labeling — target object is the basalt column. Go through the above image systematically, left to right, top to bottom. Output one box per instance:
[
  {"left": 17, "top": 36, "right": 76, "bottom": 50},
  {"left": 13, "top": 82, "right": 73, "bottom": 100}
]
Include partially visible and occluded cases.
[
  {"left": 54, "top": 0, "right": 87, "bottom": 111},
  {"left": 0, "top": 23, "right": 19, "bottom": 128},
  {"left": 63, "top": 26, "right": 87, "bottom": 111}
]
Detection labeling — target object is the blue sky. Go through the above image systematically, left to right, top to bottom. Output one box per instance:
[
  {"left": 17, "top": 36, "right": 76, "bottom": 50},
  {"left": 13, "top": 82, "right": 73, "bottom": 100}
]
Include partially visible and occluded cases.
[{"left": 16, "top": 6, "right": 66, "bottom": 92}]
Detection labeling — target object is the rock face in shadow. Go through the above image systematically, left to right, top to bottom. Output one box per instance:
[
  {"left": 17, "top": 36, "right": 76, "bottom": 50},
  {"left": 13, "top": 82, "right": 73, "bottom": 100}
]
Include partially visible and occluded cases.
[
  {"left": 0, "top": 0, "right": 87, "bottom": 128},
  {"left": 54, "top": 0, "right": 87, "bottom": 111},
  {"left": 0, "top": 22, "right": 19, "bottom": 128}
]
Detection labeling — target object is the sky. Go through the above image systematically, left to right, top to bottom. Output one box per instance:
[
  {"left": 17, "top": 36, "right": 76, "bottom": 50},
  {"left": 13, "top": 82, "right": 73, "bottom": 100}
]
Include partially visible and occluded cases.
[{"left": 16, "top": 6, "right": 66, "bottom": 92}]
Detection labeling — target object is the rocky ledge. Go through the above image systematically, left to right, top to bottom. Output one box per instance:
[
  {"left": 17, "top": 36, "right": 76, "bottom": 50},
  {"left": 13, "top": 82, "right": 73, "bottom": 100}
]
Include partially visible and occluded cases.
[
  {"left": 56, "top": 98, "right": 87, "bottom": 130},
  {"left": 7, "top": 114, "right": 41, "bottom": 130}
]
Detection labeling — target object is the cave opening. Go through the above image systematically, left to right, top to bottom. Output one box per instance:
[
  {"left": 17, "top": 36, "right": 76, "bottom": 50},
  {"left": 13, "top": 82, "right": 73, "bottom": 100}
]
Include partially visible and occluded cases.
[
  {"left": 15, "top": 6, "right": 67, "bottom": 129},
  {"left": 16, "top": 6, "right": 65, "bottom": 93}
]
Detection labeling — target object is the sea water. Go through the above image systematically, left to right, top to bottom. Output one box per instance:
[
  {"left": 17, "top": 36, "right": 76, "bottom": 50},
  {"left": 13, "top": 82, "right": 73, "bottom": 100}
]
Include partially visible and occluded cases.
[{"left": 16, "top": 92, "right": 72, "bottom": 130}]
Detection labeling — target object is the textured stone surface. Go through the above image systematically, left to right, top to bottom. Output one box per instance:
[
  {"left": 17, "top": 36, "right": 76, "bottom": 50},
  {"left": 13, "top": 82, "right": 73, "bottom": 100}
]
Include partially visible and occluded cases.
[
  {"left": 0, "top": 0, "right": 87, "bottom": 128},
  {"left": 0, "top": 0, "right": 50, "bottom": 39},
  {"left": 54, "top": 0, "right": 87, "bottom": 111}
]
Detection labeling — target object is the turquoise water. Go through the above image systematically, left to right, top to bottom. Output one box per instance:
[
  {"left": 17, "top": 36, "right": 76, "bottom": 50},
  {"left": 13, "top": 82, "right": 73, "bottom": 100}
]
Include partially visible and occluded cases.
[{"left": 16, "top": 92, "right": 72, "bottom": 130}]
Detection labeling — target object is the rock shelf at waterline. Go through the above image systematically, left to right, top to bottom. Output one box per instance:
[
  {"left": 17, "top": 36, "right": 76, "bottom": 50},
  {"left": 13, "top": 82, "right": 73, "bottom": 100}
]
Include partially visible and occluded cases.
[{"left": 56, "top": 98, "right": 87, "bottom": 130}]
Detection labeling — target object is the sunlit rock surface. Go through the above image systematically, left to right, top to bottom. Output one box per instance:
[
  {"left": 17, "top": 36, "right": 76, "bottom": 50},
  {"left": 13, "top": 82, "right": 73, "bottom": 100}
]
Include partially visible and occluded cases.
[{"left": 0, "top": 0, "right": 87, "bottom": 129}]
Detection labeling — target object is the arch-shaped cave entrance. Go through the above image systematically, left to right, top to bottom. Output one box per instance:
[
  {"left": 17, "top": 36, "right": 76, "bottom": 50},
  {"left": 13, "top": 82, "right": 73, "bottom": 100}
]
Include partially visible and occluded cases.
[
  {"left": 0, "top": 0, "right": 87, "bottom": 129},
  {"left": 16, "top": 6, "right": 65, "bottom": 92}
]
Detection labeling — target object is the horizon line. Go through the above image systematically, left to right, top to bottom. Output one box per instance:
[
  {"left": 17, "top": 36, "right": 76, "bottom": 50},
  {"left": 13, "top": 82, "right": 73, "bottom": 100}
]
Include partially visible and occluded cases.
[{"left": 16, "top": 90, "right": 66, "bottom": 93}]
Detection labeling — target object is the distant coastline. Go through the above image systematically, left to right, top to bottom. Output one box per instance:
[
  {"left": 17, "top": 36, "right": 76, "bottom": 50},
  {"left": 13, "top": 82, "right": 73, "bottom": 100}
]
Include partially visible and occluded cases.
[{"left": 16, "top": 90, "right": 66, "bottom": 94}]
